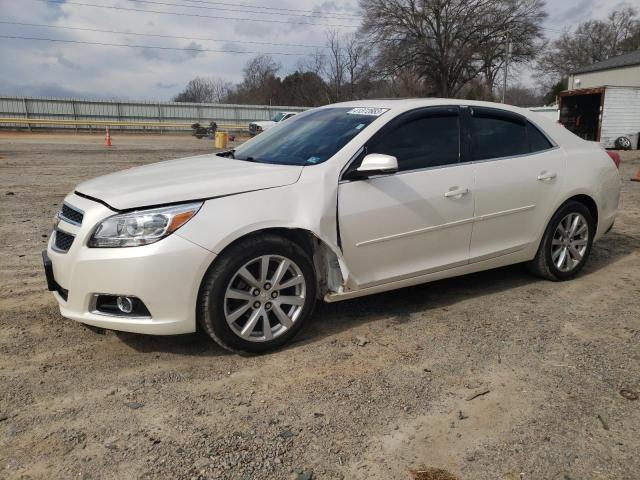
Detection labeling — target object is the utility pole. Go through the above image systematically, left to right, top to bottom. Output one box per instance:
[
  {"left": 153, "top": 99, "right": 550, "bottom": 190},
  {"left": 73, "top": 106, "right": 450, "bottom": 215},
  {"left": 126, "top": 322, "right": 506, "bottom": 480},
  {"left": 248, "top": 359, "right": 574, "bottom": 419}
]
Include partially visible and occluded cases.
[{"left": 501, "top": 37, "right": 512, "bottom": 103}]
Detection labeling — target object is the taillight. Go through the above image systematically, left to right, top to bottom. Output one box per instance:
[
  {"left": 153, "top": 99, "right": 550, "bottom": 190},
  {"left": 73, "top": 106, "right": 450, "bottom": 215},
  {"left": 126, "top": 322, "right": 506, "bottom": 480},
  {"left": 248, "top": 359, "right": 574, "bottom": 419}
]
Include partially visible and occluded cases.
[{"left": 606, "top": 151, "right": 621, "bottom": 169}]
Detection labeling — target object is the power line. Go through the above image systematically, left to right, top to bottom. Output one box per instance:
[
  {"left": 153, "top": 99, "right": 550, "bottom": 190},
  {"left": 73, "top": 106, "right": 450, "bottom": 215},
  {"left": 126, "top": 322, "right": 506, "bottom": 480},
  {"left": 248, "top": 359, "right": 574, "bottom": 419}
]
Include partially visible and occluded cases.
[
  {"left": 38, "top": 0, "right": 359, "bottom": 28},
  {"left": 124, "top": 0, "right": 362, "bottom": 20},
  {"left": 176, "top": 0, "right": 362, "bottom": 19},
  {"left": 0, "top": 20, "right": 328, "bottom": 49},
  {"left": 0, "top": 34, "right": 328, "bottom": 56}
]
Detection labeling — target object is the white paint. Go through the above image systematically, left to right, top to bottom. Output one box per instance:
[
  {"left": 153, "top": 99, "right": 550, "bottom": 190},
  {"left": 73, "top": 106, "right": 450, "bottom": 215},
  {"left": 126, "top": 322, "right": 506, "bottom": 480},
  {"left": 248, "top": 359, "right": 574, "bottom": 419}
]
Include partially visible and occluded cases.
[{"left": 47, "top": 98, "right": 621, "bottom": 334}]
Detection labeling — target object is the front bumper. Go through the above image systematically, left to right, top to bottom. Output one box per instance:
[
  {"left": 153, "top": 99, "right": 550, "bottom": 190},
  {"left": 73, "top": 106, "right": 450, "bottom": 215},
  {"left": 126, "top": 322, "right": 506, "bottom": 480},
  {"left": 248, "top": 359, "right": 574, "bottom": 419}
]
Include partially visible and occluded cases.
[{"left": 46, "top": 193, "right": 215, "bottom": 335}]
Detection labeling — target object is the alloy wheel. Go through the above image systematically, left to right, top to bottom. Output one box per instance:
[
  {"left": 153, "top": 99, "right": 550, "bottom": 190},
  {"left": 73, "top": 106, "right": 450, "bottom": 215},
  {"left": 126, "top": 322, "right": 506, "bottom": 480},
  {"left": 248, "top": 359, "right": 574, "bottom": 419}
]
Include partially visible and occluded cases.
[
  {"left": 551, "top": 212, "right": 589, "bottom": 272},
  {"left": 223, "top": 255, "right": 306, "bottom": 342}
]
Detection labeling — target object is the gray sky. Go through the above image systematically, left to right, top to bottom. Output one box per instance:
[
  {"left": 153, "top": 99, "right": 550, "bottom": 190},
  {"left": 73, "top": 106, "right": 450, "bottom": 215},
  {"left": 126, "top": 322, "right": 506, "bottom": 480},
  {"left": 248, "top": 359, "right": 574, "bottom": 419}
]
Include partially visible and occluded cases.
[{"left": 0, "top": 0, "right": 635, "bottom": 100}]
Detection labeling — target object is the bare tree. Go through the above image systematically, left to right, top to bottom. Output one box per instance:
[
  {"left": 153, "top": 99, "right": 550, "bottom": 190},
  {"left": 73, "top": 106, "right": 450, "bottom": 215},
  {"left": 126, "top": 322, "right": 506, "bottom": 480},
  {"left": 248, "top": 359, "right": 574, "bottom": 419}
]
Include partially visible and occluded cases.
[
  {"left": 359, "top": 0, "right": 547, "bottom": 97},
  {"left": 538, "top": 7, "right": 640, "bottom": 78},
  {"left": 323, "top": 30, "right": 347, "bottom": 102},
  {"left": 344, "top": 33, "right": 371, "bottom": 100},
  {"left": 297, "top": 49, "right": 326, "bottom": 78},
  {"left": 241, "top": 55, "right": 281, "bottom": 92},
  {"left": 174, "top": 77, "right": 233, "bottom": 103},
  {"left": 209, "top": 79, "right": 234, "bottom": 103}
]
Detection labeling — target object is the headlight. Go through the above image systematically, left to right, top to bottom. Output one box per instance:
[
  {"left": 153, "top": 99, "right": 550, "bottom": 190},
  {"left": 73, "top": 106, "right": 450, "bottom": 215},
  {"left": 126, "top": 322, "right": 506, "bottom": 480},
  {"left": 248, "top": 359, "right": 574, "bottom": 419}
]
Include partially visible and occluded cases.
[{"left": 88, "top": 202, "right": 202, "bottom": 248}]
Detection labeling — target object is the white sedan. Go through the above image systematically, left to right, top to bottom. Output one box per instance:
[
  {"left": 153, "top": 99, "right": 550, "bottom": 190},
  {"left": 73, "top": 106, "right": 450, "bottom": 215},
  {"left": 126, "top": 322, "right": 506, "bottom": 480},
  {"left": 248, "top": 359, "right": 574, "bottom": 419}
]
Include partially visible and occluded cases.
[
  {"left": 44, "top": 100, "right": 621, "bottom": 353},
  {"left": 249, "top": 111, "right": 297, "bottom": 135}
]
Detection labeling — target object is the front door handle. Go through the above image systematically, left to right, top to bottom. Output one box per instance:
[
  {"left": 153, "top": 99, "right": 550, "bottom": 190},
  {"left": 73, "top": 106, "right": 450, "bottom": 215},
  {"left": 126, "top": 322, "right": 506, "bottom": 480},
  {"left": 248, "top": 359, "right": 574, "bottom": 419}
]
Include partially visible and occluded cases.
[
  {"left": 537, "top": 171, "right": 557, "bottom": 181},
  {"left": 444, "top": 187, "right": 469, "bottom": 198}
]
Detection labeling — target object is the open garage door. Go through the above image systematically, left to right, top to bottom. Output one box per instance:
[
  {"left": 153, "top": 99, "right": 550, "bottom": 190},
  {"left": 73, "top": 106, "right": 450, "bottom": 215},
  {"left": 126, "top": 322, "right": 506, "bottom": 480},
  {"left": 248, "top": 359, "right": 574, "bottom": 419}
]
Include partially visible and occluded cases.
[{"left": 559, "top": 87, "right": 604, "bottom": 141}]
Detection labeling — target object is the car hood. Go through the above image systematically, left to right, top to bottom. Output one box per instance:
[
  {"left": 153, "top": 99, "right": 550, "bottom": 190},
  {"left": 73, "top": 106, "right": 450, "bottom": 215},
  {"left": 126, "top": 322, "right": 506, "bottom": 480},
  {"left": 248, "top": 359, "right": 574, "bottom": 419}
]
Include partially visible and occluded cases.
[{"left": 76, "top": 154, "right": 303, "bottom": 210}]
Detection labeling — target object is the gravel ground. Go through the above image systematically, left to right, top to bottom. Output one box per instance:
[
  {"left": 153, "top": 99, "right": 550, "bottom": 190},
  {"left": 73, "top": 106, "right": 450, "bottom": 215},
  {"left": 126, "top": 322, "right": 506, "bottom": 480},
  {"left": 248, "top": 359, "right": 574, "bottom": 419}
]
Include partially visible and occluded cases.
[{"left": 1, "top": 132, "right": 639, "bottom": 480}]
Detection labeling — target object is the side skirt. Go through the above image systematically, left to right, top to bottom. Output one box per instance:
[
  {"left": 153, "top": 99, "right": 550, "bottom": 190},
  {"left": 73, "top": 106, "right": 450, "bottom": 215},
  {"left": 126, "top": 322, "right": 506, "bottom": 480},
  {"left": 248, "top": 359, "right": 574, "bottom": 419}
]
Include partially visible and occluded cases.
[{"left": 324, "top": 248, "right": 532, "bottom": 303}]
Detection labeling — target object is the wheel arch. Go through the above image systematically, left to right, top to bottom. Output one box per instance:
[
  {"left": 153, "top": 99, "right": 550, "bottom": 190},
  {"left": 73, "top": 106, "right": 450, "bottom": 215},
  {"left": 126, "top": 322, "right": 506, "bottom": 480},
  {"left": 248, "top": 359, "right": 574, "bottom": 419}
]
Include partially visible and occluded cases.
[
  {"left": 532, "top": 191, "right": 600, "bottom": 255},
  {"left": 565, "top": 193, "right": 598, "bottom": 227},
  {"left": 200, "top": 227, "right": 346, "bottom": 299}
]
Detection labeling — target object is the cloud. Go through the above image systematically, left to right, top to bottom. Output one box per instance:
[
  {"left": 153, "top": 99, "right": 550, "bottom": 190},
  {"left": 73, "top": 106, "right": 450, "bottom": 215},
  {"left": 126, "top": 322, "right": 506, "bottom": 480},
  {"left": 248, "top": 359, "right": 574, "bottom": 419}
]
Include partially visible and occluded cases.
[
  {"left": 0, "top": 0, "right": 616, "bottom": 101},
  {"left": 556, "top": 0, "right": 598, "bottom": 23},
  {"left": 184, "top": 42, "right": 205, "bottom": 59},
  {"left": 54, "top": 53, "right": 81, "bottom": 70},
  {"left": 0, "top": 79, "right": 99, "bottom": 99},
  {"left": 155, "top": 82, "right": 178, "bottom": 89}
]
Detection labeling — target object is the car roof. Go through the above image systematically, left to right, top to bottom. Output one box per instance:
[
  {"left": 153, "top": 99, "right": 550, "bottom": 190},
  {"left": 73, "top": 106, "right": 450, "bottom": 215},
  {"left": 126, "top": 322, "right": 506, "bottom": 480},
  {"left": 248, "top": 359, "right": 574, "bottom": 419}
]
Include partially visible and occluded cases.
[{"left": 324, "top": 98, "right": 535, "bottom": 116}]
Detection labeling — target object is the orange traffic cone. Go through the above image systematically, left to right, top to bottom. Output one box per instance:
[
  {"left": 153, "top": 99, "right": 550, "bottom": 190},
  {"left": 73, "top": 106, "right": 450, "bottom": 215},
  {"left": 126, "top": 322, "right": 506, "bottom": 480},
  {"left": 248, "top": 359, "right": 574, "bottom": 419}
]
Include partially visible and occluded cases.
[
  {"left": 104, "top": 127, "right": 112, "bottom": 147},
  {"left": 632, "top": 169, "right": 640, "bottom": 182}
]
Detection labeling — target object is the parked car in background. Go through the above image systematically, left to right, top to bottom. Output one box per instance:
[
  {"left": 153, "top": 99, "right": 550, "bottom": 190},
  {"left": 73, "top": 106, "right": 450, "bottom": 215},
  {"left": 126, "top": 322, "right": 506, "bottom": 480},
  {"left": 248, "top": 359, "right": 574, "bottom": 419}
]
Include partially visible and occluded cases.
[
  {"left": 44, "top": 99, "right": 620, "bottom": 354},
  {"left": 249, "top": 111, "right": 297, "bottom": 136}
]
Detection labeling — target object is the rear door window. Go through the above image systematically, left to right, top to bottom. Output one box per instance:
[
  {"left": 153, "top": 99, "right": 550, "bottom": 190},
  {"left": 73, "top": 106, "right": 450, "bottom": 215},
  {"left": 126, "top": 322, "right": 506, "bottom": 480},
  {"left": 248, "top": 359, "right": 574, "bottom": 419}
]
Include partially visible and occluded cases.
[
  {"left": 471, "top": 108, "right": 528, "bottom": 160},
  {"left": 368, "top": 109, "right": 460, "bottom": 171}
]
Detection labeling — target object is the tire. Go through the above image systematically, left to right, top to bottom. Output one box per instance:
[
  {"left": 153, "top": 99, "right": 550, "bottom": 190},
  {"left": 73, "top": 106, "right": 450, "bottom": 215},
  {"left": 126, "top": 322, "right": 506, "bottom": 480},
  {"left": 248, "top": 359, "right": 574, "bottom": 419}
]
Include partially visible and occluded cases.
[
  {"left": 614, "top": 136, "right": 632, "bottom": 150},
  {"left": 527, "top": 201, "right": 595, "bottom": 281},
  {"left": 197, "top": 234, "right": 316, "bottom": 354}
]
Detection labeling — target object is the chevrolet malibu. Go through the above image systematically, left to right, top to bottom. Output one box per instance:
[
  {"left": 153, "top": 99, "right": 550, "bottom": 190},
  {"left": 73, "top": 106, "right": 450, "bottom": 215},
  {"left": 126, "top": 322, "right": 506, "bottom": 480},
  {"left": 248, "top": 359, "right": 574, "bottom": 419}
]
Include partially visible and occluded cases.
[{"left": 44, "top": 100, "right": 621, "bottom": 353}]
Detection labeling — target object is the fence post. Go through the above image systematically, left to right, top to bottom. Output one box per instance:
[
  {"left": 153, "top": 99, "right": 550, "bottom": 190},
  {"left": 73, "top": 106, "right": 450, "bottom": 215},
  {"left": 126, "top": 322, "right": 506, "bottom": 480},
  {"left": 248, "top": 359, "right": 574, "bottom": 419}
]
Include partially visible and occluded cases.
[
  {"left": 23, "top": 98, "right": 31, "bottom": 132},
  {"left": 71, "top": 100, "right": 78, "bottom": 133},
  {"left": 116, "top": 102, "right": 122, "bottom": 132},
  {"left": 158, "top": 103, "right": 163, "bottom": 135}
]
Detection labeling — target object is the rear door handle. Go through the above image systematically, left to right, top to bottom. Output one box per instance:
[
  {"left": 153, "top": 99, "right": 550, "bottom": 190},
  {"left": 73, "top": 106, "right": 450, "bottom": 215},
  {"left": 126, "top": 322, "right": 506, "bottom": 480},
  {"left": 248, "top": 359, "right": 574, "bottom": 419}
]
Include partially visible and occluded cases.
[
  {"left": 537, "top": 171, "right": 557, "bottom": 181},
  {"left": 444, "top": 187, "right": 469, "bottom": 198}
]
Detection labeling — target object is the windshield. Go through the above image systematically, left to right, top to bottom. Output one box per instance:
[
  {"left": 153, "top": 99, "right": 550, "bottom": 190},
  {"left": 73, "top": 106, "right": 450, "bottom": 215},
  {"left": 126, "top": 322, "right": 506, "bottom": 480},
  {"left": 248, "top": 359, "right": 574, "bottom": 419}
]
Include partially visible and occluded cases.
[
  {"left": 233, "top": 107, "right": 383, "bottom": 166},
  {"left": 272, "top": 112, "right": 286, "bottom": 122}
]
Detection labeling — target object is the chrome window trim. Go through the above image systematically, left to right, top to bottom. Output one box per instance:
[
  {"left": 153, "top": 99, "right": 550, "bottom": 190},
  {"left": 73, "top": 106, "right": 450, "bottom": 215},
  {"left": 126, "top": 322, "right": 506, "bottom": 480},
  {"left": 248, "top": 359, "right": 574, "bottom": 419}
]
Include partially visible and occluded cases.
[
  {"left": 470, "top": 145, "right": 561, "bottom": 165},
  {"left": 339, "top": 160, "right": 474, "bottom": 184},
  {"left": 58, "top": 201, "right": 84, "bottom": 226},
  {"left": 88, "top": 293, "right": 152, "bottom": 319}
]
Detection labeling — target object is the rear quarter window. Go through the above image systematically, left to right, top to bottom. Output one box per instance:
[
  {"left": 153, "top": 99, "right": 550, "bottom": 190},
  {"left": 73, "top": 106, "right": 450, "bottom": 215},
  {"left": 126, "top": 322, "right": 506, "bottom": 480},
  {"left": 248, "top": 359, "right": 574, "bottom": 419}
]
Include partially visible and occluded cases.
[{"left": 527, "top": 121, "right": 553, "bottom": 152}]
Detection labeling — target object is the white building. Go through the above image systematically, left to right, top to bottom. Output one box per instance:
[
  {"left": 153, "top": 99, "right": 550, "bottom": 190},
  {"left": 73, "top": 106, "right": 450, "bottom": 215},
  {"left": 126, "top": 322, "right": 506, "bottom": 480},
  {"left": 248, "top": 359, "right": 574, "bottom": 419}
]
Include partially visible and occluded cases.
[
  {"left": 568, "top": 50, "right": 640, "bottom": 90},
  {"left": 560, "top": 51, "right": 640, "bottom": 149}
]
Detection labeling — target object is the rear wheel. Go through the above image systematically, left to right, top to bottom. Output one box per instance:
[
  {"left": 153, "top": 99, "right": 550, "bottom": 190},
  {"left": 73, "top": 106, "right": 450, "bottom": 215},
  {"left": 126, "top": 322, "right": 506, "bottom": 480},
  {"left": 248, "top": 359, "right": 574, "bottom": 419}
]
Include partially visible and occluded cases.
[
  {"left": 614, "top": 136, "right": 632, "bottom": 150},
  {"left": 527, "top": 201, "right": 595, "bottom": 281},
  {"left": 198, "top": 235, "right": 316, "bottom": 353}
]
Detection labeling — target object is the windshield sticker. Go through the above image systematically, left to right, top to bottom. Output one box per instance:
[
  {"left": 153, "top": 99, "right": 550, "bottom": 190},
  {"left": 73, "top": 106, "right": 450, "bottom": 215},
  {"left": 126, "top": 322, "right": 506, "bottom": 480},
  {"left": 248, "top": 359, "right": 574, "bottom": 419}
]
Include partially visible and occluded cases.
[
  {"left": 346, "top": 107, "right": 389, "bottom": 117},
  {"left": 355, "top": 123, "right": 366, "bottom": 130},
  {"left": 306, "top": 156, "right": 321, "bottom": 164}
]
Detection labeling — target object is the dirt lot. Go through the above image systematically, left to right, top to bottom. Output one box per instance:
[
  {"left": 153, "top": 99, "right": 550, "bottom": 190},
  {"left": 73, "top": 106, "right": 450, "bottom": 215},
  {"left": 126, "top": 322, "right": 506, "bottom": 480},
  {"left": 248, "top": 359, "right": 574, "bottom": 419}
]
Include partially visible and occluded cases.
[{"left": 1, "top": 132, "right": 639, "bottom": 480}]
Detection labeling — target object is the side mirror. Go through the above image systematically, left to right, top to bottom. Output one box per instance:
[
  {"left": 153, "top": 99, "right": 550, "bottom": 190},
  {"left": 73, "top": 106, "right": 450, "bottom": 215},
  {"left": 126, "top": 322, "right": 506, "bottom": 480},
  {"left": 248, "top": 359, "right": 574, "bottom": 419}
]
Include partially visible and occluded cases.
[{"left": 356, "top": 153, "right": 398, "bottom": 176}]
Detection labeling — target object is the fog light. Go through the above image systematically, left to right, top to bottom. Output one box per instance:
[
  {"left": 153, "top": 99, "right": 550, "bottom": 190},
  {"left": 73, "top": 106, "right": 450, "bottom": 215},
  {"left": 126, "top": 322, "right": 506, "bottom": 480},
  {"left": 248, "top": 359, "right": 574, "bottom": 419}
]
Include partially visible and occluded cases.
[
  {"left": 92, "top": 294, "right": 151, "bottom": 317},
  {"left": 116, "top": 296, "right": 134, "bottom": 314}
]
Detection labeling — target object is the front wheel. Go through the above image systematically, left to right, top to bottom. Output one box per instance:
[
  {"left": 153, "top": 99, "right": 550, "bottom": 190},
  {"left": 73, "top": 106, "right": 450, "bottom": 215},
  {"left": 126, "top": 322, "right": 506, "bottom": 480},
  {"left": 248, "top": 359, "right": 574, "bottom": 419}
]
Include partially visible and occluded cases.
[
  {"left": 527, "top": 201, "right": 595, "bottom": 281},
  {"left": 197, "top": 235, "right": 316, "bottom": 353}
]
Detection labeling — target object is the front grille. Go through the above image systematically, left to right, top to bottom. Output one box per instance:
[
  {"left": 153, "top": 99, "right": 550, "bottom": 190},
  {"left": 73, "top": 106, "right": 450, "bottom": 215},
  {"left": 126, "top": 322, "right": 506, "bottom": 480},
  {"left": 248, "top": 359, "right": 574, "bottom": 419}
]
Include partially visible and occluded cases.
[
  {"left": 60, "top": 203, "right": 84, "bottom": 225},
  {"left": 54, "top": 230, "right": 75, "bottom": 252}
]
